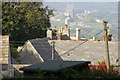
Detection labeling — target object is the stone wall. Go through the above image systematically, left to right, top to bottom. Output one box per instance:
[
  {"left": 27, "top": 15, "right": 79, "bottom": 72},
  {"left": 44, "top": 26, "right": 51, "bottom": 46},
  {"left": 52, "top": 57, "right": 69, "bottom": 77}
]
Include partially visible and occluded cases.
[
  {"left": 0, "top": 35, "right": 10, "bottom": 77},
  {"left": 0, "top": 36, "right": 9, "bottom": 64},
  {"left": 48, "top": 40, "right": 119, "bottom": 65},
  {"left": 12, "top": 64, "right": 31, "bottom": 77}
]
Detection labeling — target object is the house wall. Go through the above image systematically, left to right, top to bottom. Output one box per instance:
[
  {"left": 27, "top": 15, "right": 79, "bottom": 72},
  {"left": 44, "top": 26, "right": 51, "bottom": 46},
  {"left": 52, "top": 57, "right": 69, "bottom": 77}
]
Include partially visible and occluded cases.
[
  {"left": 0, "top": 35, "right": 10, "bottom": 77},
  {"left": 0, "top": 36, "right": 9, "bottom": 65},
  {"left": 48, "top": 40, "right": 119, "bottom": 65}
]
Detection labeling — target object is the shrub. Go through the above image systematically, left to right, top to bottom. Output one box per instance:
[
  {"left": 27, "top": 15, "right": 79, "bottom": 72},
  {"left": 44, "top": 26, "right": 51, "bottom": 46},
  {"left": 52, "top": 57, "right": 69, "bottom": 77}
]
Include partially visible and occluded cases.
[{"left": 88, "top": 61, "right": 119, "bottom": 74}]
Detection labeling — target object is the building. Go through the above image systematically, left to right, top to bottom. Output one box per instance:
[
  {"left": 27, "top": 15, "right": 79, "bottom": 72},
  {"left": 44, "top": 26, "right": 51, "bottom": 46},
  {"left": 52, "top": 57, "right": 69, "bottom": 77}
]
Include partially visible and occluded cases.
[
  {"left": 0, "top": 26, "right": 119, "bottom": 77},
  {"left": 17, "top": 27, "right": 119, "bottom": 66}
]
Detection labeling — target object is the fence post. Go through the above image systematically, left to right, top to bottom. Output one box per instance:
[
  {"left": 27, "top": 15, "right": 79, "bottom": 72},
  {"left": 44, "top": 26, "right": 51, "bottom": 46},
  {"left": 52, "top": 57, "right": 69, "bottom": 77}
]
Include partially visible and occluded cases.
[{"left": 51, "top": 41, "right": 55, "bottom": 60}]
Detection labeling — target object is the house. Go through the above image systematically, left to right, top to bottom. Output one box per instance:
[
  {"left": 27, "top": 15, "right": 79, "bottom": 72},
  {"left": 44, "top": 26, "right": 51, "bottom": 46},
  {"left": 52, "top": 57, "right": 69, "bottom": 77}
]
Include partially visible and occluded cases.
[
  {"left": 17, "top": 26, "right": 119, "bottom": 66},
  {"left": 17, "top": 26, "right": 71, "bottom": 64}
]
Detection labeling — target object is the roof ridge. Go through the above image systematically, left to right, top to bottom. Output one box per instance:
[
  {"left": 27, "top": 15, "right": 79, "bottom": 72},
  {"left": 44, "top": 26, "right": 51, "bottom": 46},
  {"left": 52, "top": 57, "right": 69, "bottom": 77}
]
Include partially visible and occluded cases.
[
  {"left": 29, "top": 37, "right": 50, "bottom": 41},
  {"left": 48, "top": 40, "right": 120, "bottom": 42}
]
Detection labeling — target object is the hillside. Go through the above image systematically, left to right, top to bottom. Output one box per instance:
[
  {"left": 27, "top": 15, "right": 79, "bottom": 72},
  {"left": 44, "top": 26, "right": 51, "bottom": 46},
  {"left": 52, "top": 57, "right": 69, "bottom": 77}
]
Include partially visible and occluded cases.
[{"left": 45, "top": 2, "right": 118, "bottom": 40}]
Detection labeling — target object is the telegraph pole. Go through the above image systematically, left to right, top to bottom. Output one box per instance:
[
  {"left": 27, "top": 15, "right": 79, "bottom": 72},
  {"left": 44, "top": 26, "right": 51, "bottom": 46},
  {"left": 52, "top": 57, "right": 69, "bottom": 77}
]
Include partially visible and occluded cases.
[
  {"left": 103, "top": 20, "right": 110, "bottom": 71},
  {"left": 51, "top": 41, "right": 55, "bottom": 60}
]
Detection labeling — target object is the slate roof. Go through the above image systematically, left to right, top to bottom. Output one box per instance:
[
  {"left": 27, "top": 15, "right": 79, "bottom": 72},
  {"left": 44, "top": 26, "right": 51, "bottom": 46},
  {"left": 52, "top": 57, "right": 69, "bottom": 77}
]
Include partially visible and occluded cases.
[
  {"left": 18, "top": 35, "right": 70, "bottom": 64},
  {"left": 18, "top": 35, "right": 119, "bottom": 65},
  {"left": 29, "top": 36, "right": 69, "bottom": 62},
  {"left": 18, "top": 37, "right": 52, "bottom": 64},
  {"left": 29, "top": 37, "right": 53, "bottom": 61},
  {"left": 18, "top": 50, "right": 43, "bottom": 64},
  {"left": 11, "top": 58, "right": 19, "bottom": 64},
  {"left": 19, "top": 61, "right": 91, "bottom": 71}
]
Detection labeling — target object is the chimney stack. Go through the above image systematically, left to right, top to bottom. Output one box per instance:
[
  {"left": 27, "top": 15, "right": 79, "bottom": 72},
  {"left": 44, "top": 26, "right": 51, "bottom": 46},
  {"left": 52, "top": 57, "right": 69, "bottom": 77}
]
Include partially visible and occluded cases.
[
  {"left": 61, "top": 25, "right": 70, "bottom": 38},
  {"left": 65, "top": 25, "right": 68, "bottom": 28},
  {"left": 76, "top": 28, "right": 80, "bottom": 40},
  {"left": 47, "top": 29, "right": 53, "bottom": 39},
  {"left": 57, "top": 29, "right": 62, "bottom": 40},
  {"left": 103, "top": 30, "right": 112, "bottom": 41},
  {"left": 107, "top": 30, "right": 111, "bottom": 35},
  {"left": 107, "top": 30, "right": 112, "bottom": 41},
  {"left": 93, "top": 37, "right": 96, "bottom": 40}
]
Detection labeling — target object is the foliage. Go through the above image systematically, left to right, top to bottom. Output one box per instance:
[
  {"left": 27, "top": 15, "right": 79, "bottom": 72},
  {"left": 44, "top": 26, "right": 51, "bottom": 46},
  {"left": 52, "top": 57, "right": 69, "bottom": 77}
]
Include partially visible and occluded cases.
[
  {"left": 2, "top": 2, "right": 53, "bottom": 41},
  {"left": 10, "top": 43, "right": 20, "bottom": 62},
  {"left": 10, "top": 47, "right": 19, "bottom": 59},
  {"left": 88, "top": 61, "right": 119, "bottom": 74},
  {"left": 2, "top": 66, "right": 120, "bottom": 79},
  {"left": 21, "top": 66, "right": 120, "bottom": 79},
  {"left": 59, "top": 67, "right": 80, "bottom": 78},
  {"left": 59, "top": 67, "right": 119, "bottom": 78},
  {"left": 31, "top": 68, "right": 46, "bottom": 78}
]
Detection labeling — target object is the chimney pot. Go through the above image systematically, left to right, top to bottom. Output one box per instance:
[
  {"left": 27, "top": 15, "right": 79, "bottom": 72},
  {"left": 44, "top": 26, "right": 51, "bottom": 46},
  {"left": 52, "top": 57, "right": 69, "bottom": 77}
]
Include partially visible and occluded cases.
[
  {"left": 76, "top": 28, "right": 80, "bottom": 40},
  {"left": 47, "top": 29, "right": 53, "bottom": 39},
  {"left": 57, "top": 29, "right": 62, "bottom": 40}
]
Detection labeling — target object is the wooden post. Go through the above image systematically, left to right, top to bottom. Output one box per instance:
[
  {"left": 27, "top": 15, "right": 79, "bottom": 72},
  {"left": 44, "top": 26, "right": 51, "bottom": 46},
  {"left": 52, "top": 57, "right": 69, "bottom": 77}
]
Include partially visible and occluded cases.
[
  {"left": 103, "top": 20, "right": 110, "bottom": 71},
  {"left": 51, "top": 41, "right": 55, "bottom": 60}
]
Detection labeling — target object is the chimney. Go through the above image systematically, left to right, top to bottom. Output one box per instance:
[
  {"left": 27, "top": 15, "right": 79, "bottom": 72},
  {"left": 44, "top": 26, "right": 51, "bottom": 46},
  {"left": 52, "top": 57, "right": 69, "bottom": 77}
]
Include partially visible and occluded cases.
[
  {"left": 62, "top": 25, "right": 70, "bottom": 37},
  {"left": 65, "top": 25, "right": 68, "bottom": 29},
  {"left": 54, "top": 26, "right": 57, "bottom": 29},
  {"left": 76, "top": 28, "right": 80, "bottom": 40},
  {"left": 47, "top": 29, "right": 53, "bottom": 39},
  {"left": 57, "top": 29, "right": 62, "bottom": 40},
  {"left": 103, "top": 30, "right": 112, "bottom": 41},
  {"left": 107, "top": 30, "right": 111, "bottom": 35},
  {"left": 107, "top": 30, "right": 112, "bottom": 41},
  {"left": 103, "top": 35, "right": 105, "bottom": 41},
  {"left": 93, "top": 37, "right": 96, "bottom": 40}
]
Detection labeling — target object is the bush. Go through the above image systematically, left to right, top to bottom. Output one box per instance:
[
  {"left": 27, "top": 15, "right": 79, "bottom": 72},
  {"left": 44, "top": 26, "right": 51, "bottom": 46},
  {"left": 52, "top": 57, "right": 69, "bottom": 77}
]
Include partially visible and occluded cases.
[
  {"left": 10, "top": 47, "right": 19, "bottom": 59},
  {"left": 15, "top": 61, "right": 120, "bottom": 79},
  {"left": 88, "top": 61, "right": 118, "bottom": 74},
  {"left": 88, "top": 61, "right": 119, "bottom": 78}
]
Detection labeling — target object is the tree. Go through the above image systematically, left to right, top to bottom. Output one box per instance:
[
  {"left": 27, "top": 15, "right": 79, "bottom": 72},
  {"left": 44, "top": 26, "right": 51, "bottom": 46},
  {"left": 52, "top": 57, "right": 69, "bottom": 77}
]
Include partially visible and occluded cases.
[{"left": 2, "top": 2, "right": 53, "bottom": 41}]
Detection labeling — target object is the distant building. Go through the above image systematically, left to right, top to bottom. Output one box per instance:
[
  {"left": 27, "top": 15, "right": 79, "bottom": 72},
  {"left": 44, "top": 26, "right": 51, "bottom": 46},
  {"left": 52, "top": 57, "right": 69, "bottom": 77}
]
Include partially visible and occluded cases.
[
  {"left": 64, "top": 4, "right": 74, "bottom": 25},
  {"left": 65, "top": 4, "right": 74, "bottom": 18}
]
